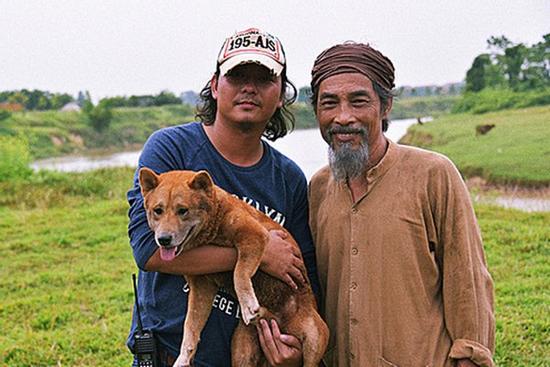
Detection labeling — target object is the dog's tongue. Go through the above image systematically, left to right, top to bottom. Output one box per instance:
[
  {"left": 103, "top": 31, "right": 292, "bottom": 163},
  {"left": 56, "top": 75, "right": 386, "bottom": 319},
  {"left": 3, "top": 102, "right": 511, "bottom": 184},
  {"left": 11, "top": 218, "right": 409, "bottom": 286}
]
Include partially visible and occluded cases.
[{"left": 160, "top": 247, "right": 177, "bottom": 261}]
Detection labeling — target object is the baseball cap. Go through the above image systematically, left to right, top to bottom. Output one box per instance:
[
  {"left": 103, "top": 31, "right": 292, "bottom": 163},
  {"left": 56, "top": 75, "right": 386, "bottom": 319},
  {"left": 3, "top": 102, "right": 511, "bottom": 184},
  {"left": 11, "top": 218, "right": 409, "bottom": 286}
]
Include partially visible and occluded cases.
[{"left": 217, "top": 28, "right": 286, "bottom": 76}]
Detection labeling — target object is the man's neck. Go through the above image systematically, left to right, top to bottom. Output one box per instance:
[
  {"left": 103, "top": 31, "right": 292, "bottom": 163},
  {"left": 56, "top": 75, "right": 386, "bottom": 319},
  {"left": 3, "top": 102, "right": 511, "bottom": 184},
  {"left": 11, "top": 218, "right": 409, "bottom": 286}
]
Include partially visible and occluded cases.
[{"left": 203, "top": 119, "right": 265, "bottom": 167}]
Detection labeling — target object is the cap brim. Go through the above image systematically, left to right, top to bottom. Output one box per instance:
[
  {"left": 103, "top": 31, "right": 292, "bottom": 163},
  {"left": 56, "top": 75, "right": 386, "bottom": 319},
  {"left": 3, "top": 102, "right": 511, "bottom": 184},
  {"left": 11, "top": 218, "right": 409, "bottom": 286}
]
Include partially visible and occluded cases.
[{"left": 219, "top": 54, "right": 284, "bottom": 76}]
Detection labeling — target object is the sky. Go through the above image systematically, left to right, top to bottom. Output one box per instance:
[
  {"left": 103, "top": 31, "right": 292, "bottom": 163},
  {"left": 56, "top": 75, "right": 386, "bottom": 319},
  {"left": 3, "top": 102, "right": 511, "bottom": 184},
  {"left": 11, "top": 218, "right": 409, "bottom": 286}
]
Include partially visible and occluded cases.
[{"left": 1, "top": 0, "right": 548, "bottom": 101}]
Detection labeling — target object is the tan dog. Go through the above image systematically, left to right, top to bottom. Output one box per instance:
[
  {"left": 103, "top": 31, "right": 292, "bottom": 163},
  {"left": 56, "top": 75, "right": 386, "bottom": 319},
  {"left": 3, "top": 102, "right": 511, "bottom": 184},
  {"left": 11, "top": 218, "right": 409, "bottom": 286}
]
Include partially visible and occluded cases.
[{"left": 139, "top": 168, "right": 328, "bottom": 367}]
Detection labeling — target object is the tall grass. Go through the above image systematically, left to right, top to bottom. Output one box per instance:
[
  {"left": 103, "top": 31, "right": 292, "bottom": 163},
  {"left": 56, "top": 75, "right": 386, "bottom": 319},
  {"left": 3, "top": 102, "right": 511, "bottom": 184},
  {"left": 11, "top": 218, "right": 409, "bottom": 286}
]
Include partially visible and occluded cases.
[{"left": 0, "top": 136, "right": 33, "bottom": 182}]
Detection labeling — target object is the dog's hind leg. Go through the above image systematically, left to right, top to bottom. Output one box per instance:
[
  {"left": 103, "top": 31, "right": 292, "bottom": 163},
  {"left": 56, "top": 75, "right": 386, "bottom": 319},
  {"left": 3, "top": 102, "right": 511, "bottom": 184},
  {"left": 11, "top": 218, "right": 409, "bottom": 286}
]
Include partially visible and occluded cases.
[
  {"left": 173, "top": 276, "right": 218, "bottom": 367},
  {"left": 285, "top": 311, "right": 329, "bottom": 367},
  {"left": 231, "top": 321, "right": 264, "bottom": 367}
]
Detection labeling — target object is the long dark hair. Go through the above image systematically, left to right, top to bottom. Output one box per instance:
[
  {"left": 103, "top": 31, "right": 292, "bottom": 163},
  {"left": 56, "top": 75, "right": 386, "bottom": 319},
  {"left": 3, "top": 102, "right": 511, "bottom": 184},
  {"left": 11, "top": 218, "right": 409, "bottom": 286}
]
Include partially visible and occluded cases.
[{"left": 195, "top": 68, "right": 298, "bottom": 141}]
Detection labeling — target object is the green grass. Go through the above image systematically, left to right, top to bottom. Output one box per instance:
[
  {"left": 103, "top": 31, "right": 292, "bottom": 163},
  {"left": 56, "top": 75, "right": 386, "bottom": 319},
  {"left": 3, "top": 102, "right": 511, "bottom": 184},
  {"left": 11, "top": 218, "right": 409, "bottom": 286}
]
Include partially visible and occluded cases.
[
  {"left": 1, "top": 105, "right": 195, "bottom": 159},
  {"left": 400, "top": 106, "right": 550, "bottom": 186},
  {"left": 0, "top": 168, "right": 548, "bottom": 365},
  {"left": 476, "top": 205, "right": 550, "bottom": 366}
]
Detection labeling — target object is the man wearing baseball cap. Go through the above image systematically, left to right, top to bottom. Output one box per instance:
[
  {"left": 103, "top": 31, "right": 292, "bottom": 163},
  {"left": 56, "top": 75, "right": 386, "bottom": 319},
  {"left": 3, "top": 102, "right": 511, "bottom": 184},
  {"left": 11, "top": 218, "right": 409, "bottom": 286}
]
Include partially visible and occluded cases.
[{"left": 127, "top": 28, "right": 320, "bottom": 367}]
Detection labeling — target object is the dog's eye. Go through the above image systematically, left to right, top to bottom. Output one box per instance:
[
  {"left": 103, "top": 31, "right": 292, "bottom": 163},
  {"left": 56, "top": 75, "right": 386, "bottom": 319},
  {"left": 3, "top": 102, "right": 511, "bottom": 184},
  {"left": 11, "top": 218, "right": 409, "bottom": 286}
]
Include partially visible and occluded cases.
[
  {"left": 153, "top": 207, "right": 164, "bottom": 215},
  {"left": 177, "top": 208, "right": 188, "bottom": 216}
]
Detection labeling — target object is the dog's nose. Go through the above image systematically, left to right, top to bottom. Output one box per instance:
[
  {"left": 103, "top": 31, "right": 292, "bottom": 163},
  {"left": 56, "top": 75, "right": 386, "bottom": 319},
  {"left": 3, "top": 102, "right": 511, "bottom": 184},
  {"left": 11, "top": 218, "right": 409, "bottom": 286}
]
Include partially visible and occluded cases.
[{"left": 157, "top": 234, "right": 173, "bottom": 247}]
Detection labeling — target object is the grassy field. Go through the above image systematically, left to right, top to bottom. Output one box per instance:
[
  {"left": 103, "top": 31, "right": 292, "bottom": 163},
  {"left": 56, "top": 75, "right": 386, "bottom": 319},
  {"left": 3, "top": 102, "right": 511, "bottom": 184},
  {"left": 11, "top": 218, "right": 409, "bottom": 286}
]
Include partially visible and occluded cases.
[
  {"left": 1, "top": 105, "right": 195, "bottom": 159},
  {"left": 400, "top": 106, "right": 550, "bottom": 187},
  {"left": 0, "top": 167, "right": 548, "bottom": 366}
]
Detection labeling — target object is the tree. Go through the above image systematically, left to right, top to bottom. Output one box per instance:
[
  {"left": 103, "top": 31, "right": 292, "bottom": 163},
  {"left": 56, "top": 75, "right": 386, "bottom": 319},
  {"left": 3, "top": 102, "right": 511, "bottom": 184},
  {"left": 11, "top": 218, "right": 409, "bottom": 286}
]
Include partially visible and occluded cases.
[
  {"left": 521, "top": 33, "right": 550, "bottom": 90},
  {"left": 465, "top": 34, "right": 548, "bottom": 92},
  {"left": 503, "top": 43, "right": 527, "bottom": 90},
  {"left": 465, "top": 54, "right": 491, "bottom": 92},
  {"left": 77, "top": 90, "right": 92, "bottom": 107},
  {"left": 153, "top": 90, "right": 181, "bottom": 106},
  {"left": 7, "top": 91, "right": 29, "bottom": 108},
  {"left": 51, "top": 93, "right": 74, "bottom": 109},
  {"left": 83, "top": 96, "right": 113, "bottom": 132}
]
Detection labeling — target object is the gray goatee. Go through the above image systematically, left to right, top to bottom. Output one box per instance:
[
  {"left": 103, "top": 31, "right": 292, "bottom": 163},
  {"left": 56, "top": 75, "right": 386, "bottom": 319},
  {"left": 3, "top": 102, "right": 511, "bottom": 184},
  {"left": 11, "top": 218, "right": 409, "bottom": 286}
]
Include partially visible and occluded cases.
[{"left": 327, "top": 126, "right": 369, "bottom": 182}]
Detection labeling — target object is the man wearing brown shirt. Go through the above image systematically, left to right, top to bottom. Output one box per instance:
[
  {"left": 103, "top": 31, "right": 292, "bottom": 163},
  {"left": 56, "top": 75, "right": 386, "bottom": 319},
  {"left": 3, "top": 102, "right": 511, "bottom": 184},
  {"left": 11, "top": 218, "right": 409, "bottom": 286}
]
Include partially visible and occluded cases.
[{"left": 308, "top": 43, "right": 495, "bottom": 367}]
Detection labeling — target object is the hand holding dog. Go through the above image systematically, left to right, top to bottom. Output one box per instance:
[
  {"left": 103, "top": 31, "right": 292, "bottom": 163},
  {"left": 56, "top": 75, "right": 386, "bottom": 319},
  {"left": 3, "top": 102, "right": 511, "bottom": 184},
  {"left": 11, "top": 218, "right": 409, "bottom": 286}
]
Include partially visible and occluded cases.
[
  {"left": 260, "top": 230, "right": 307, "bottom": 290},
  {"left": 257, "top": 319, "right": 302, "bottom": 367}
]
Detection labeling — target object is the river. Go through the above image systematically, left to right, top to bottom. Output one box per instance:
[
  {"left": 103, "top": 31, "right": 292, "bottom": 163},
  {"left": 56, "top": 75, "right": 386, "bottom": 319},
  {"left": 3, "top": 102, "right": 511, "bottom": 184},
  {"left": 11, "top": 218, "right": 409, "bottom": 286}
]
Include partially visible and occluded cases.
[{"left": 31, "top": 118, "right": 549, "bottom": 212}]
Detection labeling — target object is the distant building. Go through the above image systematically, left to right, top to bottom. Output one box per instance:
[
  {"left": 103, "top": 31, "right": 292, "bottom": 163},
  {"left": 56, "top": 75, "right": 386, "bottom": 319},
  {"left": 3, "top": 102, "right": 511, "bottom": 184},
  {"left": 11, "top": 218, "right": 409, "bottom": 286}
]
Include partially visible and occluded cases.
[{"left": 60, "top": 102, "right": 82, "bottom": 112}]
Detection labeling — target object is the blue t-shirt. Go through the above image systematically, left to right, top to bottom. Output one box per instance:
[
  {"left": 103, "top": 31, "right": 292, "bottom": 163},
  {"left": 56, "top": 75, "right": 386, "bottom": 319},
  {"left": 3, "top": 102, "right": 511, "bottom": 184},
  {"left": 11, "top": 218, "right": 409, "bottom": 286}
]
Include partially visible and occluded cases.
[{"left": 127, "top": 122, "right": 320, "bottom": 366}]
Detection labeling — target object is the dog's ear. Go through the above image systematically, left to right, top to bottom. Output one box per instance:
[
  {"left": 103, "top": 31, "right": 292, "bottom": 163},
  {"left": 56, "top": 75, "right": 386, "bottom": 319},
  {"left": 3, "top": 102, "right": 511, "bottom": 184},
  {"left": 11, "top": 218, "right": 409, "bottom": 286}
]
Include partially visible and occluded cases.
[
  {"left": 139, "top": 167, "right": 160, "bottom": 197},
  {"left": 189, "top": 170, "right": 213, "bottom": 194}
]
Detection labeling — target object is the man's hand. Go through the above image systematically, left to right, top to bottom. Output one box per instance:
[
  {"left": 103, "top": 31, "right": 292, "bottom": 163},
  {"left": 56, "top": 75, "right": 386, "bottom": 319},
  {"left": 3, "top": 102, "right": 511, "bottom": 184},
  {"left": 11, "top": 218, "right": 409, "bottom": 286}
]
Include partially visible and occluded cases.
[
  {"left": 260, "top": 230, "right": 306, "bottom": 290},
  {"left": 257, "top": 319, "right": 302, "bottom": 367},
  {"left": 456, "top": 359, "right": 478, "bottom": 367}
]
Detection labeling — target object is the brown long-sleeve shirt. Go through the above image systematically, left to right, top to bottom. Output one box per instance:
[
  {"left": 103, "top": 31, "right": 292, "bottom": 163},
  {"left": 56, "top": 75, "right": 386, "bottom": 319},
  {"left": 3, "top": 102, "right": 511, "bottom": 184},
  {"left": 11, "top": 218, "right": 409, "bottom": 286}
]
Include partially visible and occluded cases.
[{"left": 309, "top": 140, "right": 495, "bottom": 367}]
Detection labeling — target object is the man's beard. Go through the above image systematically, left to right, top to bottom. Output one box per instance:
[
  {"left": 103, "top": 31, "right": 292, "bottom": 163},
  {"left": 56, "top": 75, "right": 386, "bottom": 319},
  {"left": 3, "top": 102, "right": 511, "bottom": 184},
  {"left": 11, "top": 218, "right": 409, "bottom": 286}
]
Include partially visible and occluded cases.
[{"left": 327, "top": 125, "right": 370, "bottom": 182}]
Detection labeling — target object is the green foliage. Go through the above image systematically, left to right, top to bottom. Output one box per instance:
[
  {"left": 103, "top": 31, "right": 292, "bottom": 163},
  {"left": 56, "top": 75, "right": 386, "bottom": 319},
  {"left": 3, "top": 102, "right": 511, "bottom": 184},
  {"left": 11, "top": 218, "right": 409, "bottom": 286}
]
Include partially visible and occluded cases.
[
  {"left": 465, "top": 34, "right": 550, "bottom": 94},
  {"left": 453, "top": 88, "right": 550, "bottom": 114},
  {"left": 0, "top": 89, "right": 75, "bottom": 111},
  {"left": 100, "top": 90, "right": 182, "bottom": 108},
  {"left": 391, "top": 95, "right": 460, "bottom": 119},
  {"left": 84, "top": 100, "right": 114, "bottom": 132},
  {"left": 289, "top": 102, "right": 317, "bottom": 129},
  {"left": 0, "top": 105, "right": 194, "bottom": 159},
  {"left": 401, "top": 106, "right": 550, "bottom": 187},
  {"left": 0, "top": 110, "right": 11, "bottom": 121},
  {"left": 0, "top": 136, "right": 33, "bottom": 182}
]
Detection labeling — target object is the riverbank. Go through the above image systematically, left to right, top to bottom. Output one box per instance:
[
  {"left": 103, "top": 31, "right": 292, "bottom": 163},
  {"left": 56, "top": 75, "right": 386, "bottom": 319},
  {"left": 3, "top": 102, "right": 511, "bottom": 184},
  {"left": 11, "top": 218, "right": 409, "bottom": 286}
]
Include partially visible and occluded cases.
[
  {"left": 399, "top": 106, "right": 550, "bottom": 188},
  {"left": 466, "top": 177, "right": 550, "bottom": 212}
]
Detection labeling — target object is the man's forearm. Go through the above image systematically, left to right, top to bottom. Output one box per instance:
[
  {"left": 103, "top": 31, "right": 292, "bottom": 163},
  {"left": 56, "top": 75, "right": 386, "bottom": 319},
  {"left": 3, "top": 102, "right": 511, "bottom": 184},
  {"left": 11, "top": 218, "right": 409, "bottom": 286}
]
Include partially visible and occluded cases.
[{"left": 144, "top": 245, "right": 237, "bottom": 275}]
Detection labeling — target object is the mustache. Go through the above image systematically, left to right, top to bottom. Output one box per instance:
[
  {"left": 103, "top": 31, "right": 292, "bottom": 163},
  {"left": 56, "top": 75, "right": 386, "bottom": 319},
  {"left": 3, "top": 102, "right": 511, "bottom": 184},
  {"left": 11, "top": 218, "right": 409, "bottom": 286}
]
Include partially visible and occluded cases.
[
  {"left": 235, "top": 98, "right": 260, "bottom": 106},
  {"left": 327, "top": 125, "right": 367, "bottom": 136}
]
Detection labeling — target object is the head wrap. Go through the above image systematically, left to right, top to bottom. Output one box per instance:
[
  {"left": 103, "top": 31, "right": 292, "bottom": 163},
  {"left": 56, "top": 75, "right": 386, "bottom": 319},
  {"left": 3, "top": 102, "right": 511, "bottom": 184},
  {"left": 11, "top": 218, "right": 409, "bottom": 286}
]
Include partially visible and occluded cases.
[{"left": 310, "top": 42, "right": 395, "bottom": 98}]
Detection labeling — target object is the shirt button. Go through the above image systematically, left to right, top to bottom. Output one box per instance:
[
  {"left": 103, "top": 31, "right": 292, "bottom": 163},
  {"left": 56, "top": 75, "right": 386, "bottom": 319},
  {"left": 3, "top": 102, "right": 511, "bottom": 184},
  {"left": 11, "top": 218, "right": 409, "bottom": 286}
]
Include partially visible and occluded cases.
[
  {"left": 351, "top": 207, "right": 358, "bottom": 214},
  {"left": 351, "top": 247, "right": 358, "bottom": 255},
  {"left": 350, "top": 282, "right": 357, "bottom": 290},
  {"left": 351, "top": 318, "right": 359, "bottom": 325},
  {"left": 350, "top": 352, "right": 355, "bottom": 360}
]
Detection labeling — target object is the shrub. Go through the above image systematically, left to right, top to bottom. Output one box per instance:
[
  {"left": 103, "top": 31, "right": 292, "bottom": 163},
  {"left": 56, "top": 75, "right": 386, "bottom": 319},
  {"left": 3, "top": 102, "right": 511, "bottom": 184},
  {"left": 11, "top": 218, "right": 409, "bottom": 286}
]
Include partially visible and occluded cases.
[
  {"left": 452, "top": 88, "right": 550, "bottom": 114},
  {"left": 83, "top": 101, "right": 113, "bottom": 132},
  {"left": 0, "top": 110, "right": 12, "bottom": 121},
  {"left": 0, "top": 136, "right": 33, "bottom": 182}
]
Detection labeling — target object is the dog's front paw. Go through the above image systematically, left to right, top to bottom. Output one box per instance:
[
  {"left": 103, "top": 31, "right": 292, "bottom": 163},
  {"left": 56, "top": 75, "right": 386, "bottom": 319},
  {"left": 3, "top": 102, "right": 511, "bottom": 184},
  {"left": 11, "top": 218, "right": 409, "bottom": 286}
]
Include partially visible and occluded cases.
[
  {"left": 241, "top": 297, "right": 261, "bottom": 325},
  {"left": 172, "top": 354, "right": 191, "bottom": 367}
]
